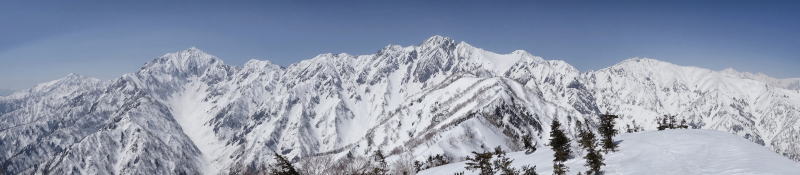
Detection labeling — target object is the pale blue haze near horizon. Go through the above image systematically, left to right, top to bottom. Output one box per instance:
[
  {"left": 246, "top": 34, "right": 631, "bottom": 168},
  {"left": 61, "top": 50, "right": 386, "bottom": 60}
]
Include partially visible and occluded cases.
[{"left": 1, "top": 0, "right": 799, "bottom": 90}]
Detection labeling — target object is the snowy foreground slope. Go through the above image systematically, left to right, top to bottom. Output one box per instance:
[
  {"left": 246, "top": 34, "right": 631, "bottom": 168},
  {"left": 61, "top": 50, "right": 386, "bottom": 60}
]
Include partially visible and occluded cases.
[
  {"left": 1, "top": 36, "right": 799, "bottom": 174},
  {"left": 421, "top": 130, "right": 800, "bottom": 175}
]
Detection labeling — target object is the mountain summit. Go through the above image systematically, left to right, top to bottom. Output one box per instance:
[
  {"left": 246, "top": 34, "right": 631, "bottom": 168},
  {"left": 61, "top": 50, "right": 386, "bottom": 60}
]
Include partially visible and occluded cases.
[{"left": 1, "top": 36, "right": 799, "bottom": 174}]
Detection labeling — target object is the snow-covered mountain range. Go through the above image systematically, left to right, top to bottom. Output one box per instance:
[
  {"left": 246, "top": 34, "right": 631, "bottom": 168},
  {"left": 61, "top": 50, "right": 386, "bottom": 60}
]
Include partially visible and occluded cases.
[{"left": 1, "top": 36, "right": 798, "bottom": 174}]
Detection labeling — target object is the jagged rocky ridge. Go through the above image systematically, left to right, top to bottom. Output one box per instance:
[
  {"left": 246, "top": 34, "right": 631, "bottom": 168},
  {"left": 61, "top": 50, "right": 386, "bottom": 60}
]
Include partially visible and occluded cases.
[{"left": 1, "top": 36, "right": 799, "bottom": 174}]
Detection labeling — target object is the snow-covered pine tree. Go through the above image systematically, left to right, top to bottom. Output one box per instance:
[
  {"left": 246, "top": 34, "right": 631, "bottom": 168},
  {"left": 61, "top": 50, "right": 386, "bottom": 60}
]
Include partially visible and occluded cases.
[
  {"left": 598, "top": 114, "right": 619, "bottom": 152},
  {"left": 668, "top": 115, "right": 677, "bottom": 129},
  {"left": 657, "top": 116, "right": 669, "bottom": 130},
  {"left": 550, "top": 119, "right": 571, "bottom": 175},
  {"left": 632, "top": 119, "right": 644, "bottom": 132},
  {"left": 679, "top": 119, "right": 689, "bottom": 129},
  {"left": 626, "top": 124, "right": 633, "bottom": 133},
  {"left": 578, "top": 127, "right": 604, "bottom": 175},
  {"left": 522, "top": 135, "right": 537, "bottom": 154},
  {"left": 492, "top": 146, "right": 517, "bottom": 175},
  {"left": 371, "top": 150, "right": 389, "bottom": 175},
  {"left": 465, "top": 151, "right": 494, "bottom": 175},
  {"left": 272, "top": 153, "right": 299, "bottom": 175},
  {"left": 413, "top": 160, "right": 423, "bottom": 172},
  {"left": 521, "top": 165, "right": 538, "bottom": 175}
]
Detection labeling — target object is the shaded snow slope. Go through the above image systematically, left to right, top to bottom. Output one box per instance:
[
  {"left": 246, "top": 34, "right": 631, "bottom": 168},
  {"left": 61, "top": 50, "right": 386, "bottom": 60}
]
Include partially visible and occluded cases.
[{"left": 421, "top": 130, "right": 800, "bottom": 175}]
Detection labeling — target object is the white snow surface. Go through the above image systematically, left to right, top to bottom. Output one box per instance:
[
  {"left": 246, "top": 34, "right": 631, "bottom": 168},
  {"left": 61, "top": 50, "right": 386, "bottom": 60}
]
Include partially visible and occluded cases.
[
  {"left": 2, "top": 35, "right": 800, "bottom": 174},
  {"left": 167, "top": 79, "right": 234, "bottom": 174},
  {"left": 421, "top": 130, "right": 800, "bottom": 175}
]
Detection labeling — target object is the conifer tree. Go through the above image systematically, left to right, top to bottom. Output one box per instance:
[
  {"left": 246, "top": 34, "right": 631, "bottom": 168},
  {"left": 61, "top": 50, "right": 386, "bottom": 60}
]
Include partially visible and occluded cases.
[
  {"left": 598, "top": 114, "right": 619, "bottom": 152},
  {"left": 668, "top": 115, "right": 677, "bottom": 129},
  {"left": 657, "top": 116, "right": 668, "bottom": 131},
  {"left": 549, "top": 119, "right": 571, "bottom": 175},
  {"left": 679, "top": 119, "right": 689, "bottom": 129},
  {"left": 632, "top": 120, "right": 644, "bottom": 132},
  {"left": 625, "top": 124, "right": 633, "bottom": 133},
  {"left": 578, "top": 127, "right": 604, "bottom": 175},
  {"left": 522, "top": 135, "right": 537, "bottom": 154},
  {"left": 493, "top": 146, "right": 517, "bottom": 175},
  {"left": 346, "top": 150, "right": 355, "bottom": 159},
  {"left": 371, "top": 150, "right": 389, "bottom": 175},
  {"left": 465, "top": 151, "right": 494, "bottom": 175},
  {"left": 272, "top": 153, "right": 299, "bottom": 175},
  {"left": 433, "top": 154, "right": 448, "bottom": 166},
  {"left": 426, "top": 155, "right": 434, "bottom": 167},
  {"left": 553, "top": 159, "right": 568, "bottom": 175},
  {"left": 414, "top": 160, "right": 423, "bottom": 172},
  {"left": 521, "top": 165, "right": 538, "bottom": 175}
]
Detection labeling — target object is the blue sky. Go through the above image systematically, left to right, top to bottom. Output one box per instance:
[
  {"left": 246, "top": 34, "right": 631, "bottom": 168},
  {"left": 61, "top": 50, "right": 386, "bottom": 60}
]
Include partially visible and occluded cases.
[{"left": 1, "top": 0, "right": 799, "bottom": 90}]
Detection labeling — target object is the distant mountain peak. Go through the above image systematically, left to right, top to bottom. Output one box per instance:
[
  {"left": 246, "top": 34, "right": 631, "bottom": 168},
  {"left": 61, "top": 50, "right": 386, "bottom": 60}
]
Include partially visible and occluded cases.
[
  {"left": 421, "top": 35, "right": 456, "bottom": 49},
  {"left": 423, "top": 35, "right": 452, "bottom": 43},
  {"left": 187, "top": 46, "right": 201, "bottom": 51},
  {"left": 138, "top": 47, "right": 225, "bottom": 77},
  {"left": 159, "top": 47, "right": 216, "bottom": 61},
  {"left": 510, "top": 49, "right": 531, "bottom": 55},
  {"left": 615, "top": 57, "right": 671, "bottom": 66},
  {"left": 720, "top": 67, "right": 800, "bottom": 90},
  {"left": 2, "top": 73, "right": 103, "bottom": 99},
  {"left": 50, "top": 73, "right": 100, "bottom": 85},
  {"left": 62, "top": 73, "right": 87, "bottom": 80}
]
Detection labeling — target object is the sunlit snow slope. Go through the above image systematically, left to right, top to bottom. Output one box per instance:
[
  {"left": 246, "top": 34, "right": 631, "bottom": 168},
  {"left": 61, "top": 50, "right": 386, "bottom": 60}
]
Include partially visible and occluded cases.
[{"left": 421, "top": 130, "right": 800, "bottom": 175}]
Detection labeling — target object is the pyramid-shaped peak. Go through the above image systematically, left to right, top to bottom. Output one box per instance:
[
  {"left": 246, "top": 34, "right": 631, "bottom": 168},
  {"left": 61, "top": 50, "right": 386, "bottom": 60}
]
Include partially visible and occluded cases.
[
  {"left": 421, "top": 35, "right": 455, "bottom": 47},
  {"left": 425, "top": 35, "right": 451, "bottom": 42},
  {"left": 138, "top": 47, "right": 224, "bottom": 76},
  {"left": 159, "top": 47, "right": 218, "bottom": 62},
  {"left": 180, "top": 47, "right": 211, "bottom": 56}
]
